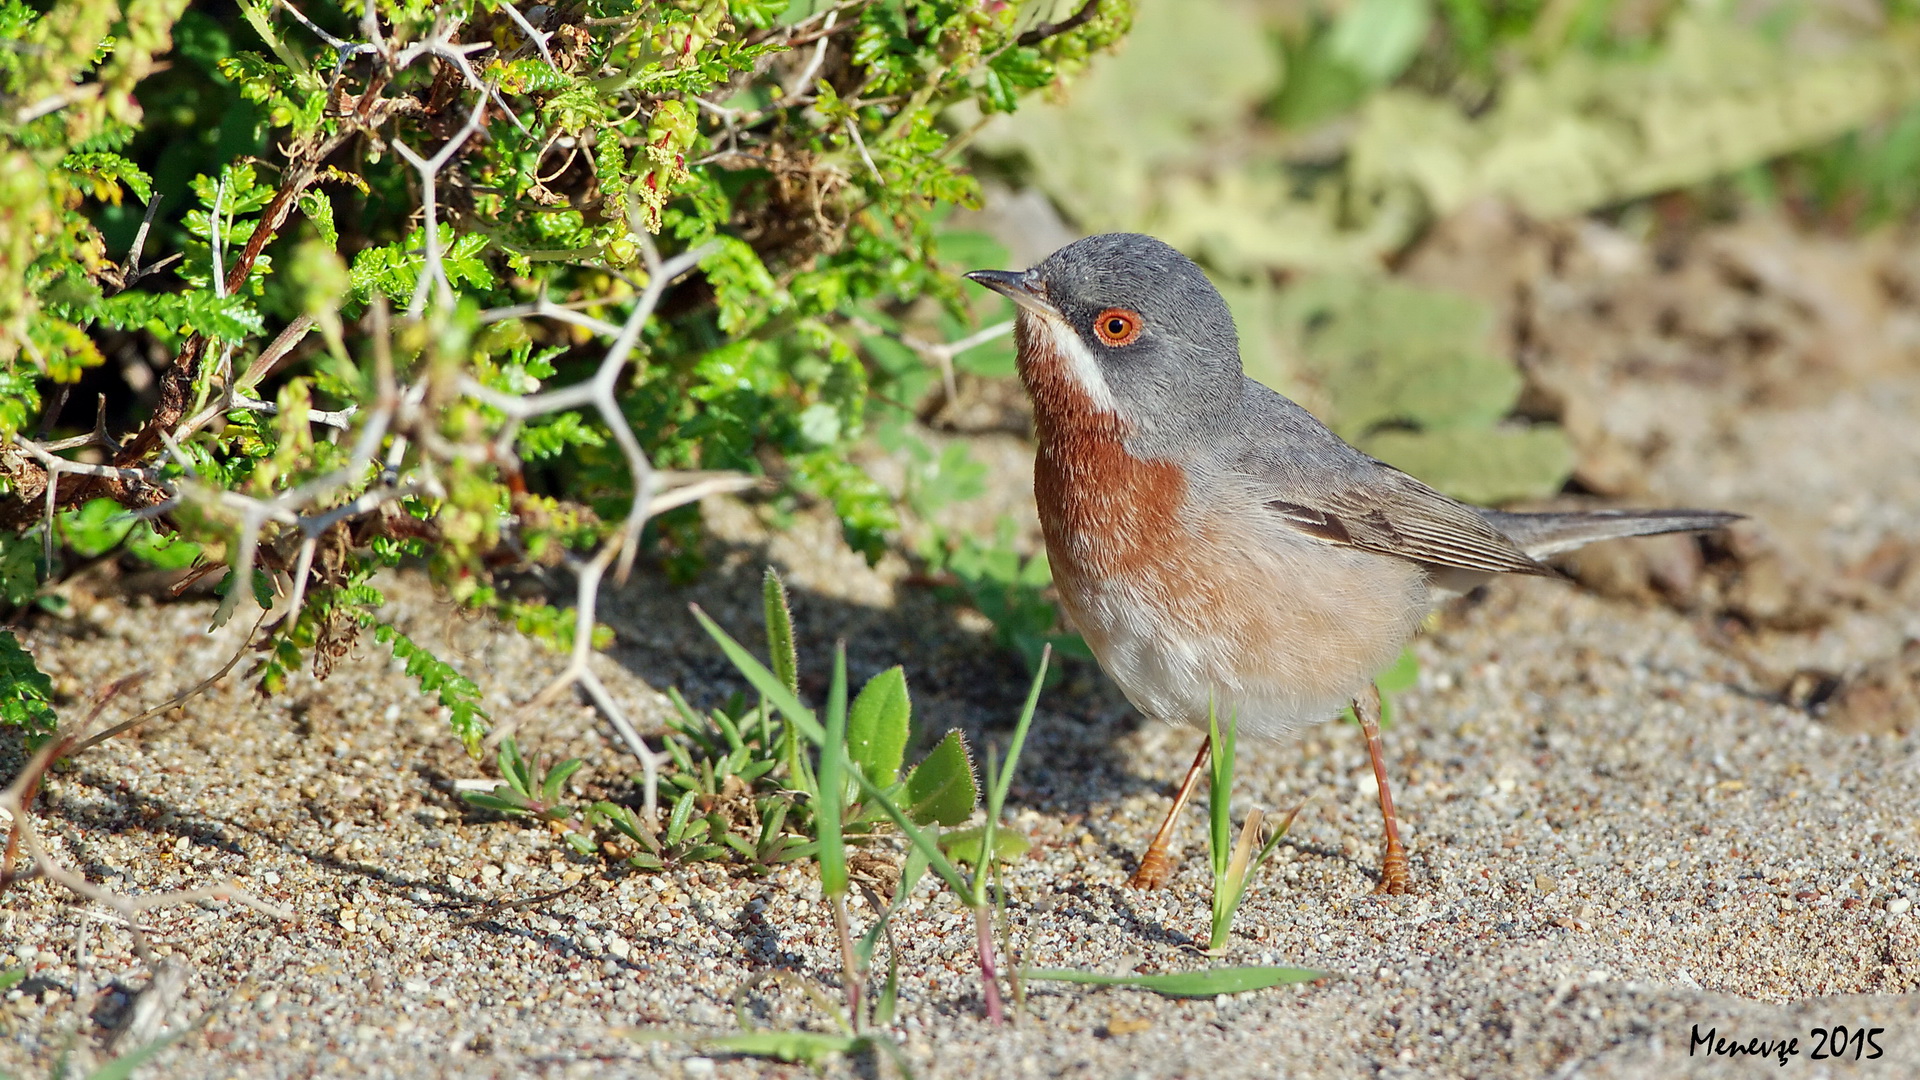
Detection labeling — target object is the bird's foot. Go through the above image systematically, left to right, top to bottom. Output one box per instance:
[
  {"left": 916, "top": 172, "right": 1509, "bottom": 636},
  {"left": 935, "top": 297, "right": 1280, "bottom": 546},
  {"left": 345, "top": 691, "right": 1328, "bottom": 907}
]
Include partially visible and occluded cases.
[
  {"left": 1372, "top": 845, "right": 1410, "bottom": 896},
  {"left": 1128, "top": 847, "right": 1174, "bottom": 890}
]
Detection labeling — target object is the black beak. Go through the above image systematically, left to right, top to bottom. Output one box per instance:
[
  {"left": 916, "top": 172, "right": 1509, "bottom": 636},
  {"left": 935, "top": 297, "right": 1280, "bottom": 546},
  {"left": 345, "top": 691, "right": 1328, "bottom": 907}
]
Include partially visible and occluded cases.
[{"left": 965, "top": 268, "right": 1058, "bottom": 316}]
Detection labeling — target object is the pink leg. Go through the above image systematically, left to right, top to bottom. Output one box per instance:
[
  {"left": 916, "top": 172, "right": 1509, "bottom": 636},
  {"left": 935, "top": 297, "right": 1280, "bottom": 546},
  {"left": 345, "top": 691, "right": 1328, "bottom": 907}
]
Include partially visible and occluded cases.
[
  {"left": 1355, "top": 683, "right": 1409, "bottom": 895},
  {"left": 1127, "top": 739, "right": 1211, "bottom": 890}
]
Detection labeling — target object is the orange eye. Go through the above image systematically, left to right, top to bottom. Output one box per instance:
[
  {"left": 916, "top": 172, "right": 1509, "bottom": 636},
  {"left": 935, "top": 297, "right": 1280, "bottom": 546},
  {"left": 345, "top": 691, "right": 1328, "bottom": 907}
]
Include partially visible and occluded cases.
[{"left": 1092, "top": 308, "right": 1143, "bottom": 347}]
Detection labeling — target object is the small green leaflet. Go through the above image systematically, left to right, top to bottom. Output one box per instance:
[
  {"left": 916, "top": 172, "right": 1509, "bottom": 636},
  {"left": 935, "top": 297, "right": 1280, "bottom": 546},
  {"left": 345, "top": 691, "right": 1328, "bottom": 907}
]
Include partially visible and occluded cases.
[
  {"left": 62, "top": 151, "right": 153, "bottom": 203},
  {"left": 298, "top": 189, "right": 337, "bottom": 248},
  {"left": 348, "top": 227, "right": 495, "bottom": 304},
  {"left": 87, "top": 291, "right": 265, "bottom": 343},
  {"left": 0, "top": 631, "right": 58, "bottom": 736}
]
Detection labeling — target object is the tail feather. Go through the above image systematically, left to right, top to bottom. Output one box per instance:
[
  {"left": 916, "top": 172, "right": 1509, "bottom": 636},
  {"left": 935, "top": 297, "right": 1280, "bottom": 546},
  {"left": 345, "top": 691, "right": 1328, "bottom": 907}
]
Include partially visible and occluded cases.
[{"left": 1479, "top": 508, "right": 1743, "bottom": 560}]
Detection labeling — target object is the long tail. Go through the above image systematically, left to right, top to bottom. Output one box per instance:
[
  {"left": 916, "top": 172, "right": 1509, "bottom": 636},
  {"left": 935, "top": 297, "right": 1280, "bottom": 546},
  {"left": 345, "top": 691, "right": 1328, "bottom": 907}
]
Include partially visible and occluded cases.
[{"left": 1479, "top": 508, "right": 1743, "bottom": 560}]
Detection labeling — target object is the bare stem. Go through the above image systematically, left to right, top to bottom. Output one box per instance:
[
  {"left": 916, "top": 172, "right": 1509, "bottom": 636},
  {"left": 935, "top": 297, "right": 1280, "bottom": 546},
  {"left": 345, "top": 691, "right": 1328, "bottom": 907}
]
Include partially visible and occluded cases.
[
  {"left": 832, "top": 891, "right": 864, "bottom": 1029},
  {"left": 974, "top": 903, "right": 1004, "bottom": 1026}
]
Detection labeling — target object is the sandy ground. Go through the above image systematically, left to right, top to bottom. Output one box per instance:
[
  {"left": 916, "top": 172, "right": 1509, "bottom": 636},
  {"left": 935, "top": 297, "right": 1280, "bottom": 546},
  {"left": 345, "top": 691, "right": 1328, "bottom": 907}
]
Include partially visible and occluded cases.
[
  {"left": 6, "top": 213, "right": 1920, "bottom": 1077},
  {"left": 5, "top": 455, "right": 1919, "bottom": 1079}
]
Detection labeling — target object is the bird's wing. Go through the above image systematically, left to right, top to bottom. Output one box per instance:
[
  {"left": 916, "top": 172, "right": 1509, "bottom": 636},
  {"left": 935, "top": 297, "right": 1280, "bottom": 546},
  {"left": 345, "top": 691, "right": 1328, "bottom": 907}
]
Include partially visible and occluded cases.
[
  {"left": 1227, "top": 383, "right": 1555, "bottom": 577},
  {"left": 1263, "top": 476, "right": 1559, "bottom": 577}
]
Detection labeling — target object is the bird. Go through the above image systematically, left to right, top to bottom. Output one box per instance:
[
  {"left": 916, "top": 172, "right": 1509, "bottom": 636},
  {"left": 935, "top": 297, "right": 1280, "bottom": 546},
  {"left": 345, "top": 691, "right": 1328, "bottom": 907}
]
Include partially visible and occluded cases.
[{"left": 966, "top": 233, "right": 1740, "bottom": 894}]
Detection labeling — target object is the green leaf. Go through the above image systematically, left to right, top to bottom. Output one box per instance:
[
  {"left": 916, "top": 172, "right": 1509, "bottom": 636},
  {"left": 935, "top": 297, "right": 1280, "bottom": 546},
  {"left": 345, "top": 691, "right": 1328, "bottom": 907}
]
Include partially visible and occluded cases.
[
  {"left": 1327, "top": 0, "right": 1432, "bottom": 85},
  {"left": 62, "top": 151, "right": 154, "bottom": 204},
  {"left": 204, "top": 162, "right": 274, "bottom": 210},
  {"left": 298, "top": 189, "right": 337, "bottom": 249},
  {"left": 348, "top": 225, "right": 495, "bottom": 304},
  {"left": 699, "top": 236, "right": 779, "bottom": 334},
  {"left": 1271, "top": 274, "right": 1516, "bottom": 439},
  {"left": 80, "top": 290, "right": 265, "bottom": 343},
  {"left": 27, "top": 317, "right": 106, "bottom": 381},
  {"left": 0, "top": 370, "right": 41, "bottom": 439},
  {"left": 517, "top": 412, "right": 607, "bottom": 461},
  {"left": 1360, "top": 425, "right": 1575, "bottom": 505},
  {"left": 59, "top": 499, "right": 134, "bottom": 558},
  {"left": 125, "top": 527, "right": 202, "bottom": 571},
  {"left": 0, "top": 537, "right": 38, "bottom": 608},
  {"left": 365, "top": 621, "right": 489, "bottom": 754},
  {"left": 0, "top": 631, "right": 57, "bottom": 737},
  {"left": 985, "top": 646, "right": 1050, "bottom": 819},
  {"left": 846, "top": 665, "right": 910, "bottom": 787},
  {"left": 1207, "top": 704, "right": 1236, "bottom": 883},
  {"left": 902, "top": 730, "right": 977, "bottom": 827},
  {"left": 498, "top": 738, "right": 533, "bottom": 794},
  {"left": 846, "top": 756, "right": 972, "bottom": 898},
  {"left": 540, "top": 758, "right": 585, "bottom": 804},
  {"left": 665, "top": 789, "right": 699, "bottom": 845},
  {"left": 461, "top": 791, "right": 535, "bottom": 817},
  {"left": 936, "top": 823, "right": 1031, "bottom": 867},
  {"left": 896, "top": 839, "right": 931, "bottom": 905},
  {"left": 872, "top": 924, "right": 900, "bottom": 1027},
  {"left": 1020, "top": 966, "right": 1325, "bottom": 998},
  {"left": 0, "top": 969, "right": 23, "bottom": 992},
  {"left": 675, "top": 1031, "right": 867, "bottom": 1065}
]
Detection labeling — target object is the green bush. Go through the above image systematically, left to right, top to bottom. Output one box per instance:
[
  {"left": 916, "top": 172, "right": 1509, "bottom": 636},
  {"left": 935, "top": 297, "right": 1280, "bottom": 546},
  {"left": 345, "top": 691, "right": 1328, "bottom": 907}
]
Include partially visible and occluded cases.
[{"left": 0, "top": 0, "right": 1130, "bottom": 740}]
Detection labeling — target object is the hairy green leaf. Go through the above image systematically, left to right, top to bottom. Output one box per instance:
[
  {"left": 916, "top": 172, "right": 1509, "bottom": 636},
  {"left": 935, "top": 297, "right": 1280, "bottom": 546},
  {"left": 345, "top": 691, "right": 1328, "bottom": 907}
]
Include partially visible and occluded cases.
[
  {"left": 846, "top": 665, "right": 910, "bottom": 787},
  {"left": 903, "top": 729, "right": 976, "bottom": 827}
]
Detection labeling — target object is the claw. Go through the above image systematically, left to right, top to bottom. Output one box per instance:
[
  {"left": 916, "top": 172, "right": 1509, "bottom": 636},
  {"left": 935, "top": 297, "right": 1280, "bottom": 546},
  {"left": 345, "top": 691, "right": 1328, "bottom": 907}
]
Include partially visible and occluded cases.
[
  {"left": 1373, "top": 844, "right": 1410, "bottom": 895},
  {"left": 1128, "top": 847, "right": 1173, "bottom": 890}
]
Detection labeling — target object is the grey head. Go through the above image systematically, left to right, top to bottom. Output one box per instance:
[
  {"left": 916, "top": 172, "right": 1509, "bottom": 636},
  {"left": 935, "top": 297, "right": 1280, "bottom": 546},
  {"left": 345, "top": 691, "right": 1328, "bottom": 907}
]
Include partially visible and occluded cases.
[{"left": 967, "top": 233, "right": 1245, "bottom": 453}]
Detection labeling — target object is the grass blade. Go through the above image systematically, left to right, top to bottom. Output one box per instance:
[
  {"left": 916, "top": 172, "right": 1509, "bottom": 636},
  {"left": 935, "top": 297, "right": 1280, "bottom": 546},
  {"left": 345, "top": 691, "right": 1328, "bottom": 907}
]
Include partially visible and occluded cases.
[
  {"left": 690, "top": 604, "right": 825, "bottom": 744},
  {"left": 819, "top": 642, "right": 849, "bottom": 897},
  {"left": 985, "top": 644, "right": 1049, "bottom": 818},
  {"left": 1207, "top": 701, "right": 1234, "bottom": 882},
  {"left": 1020, "top": 966, "right": 1325, "bottom": 998},
  {"left": 628, "top": 1030, "right": 865, "bottom": 1065}
]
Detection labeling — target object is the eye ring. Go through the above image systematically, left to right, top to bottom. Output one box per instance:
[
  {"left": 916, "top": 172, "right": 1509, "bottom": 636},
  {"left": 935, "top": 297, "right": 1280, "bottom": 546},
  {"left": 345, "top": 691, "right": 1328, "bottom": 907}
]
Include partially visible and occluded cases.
[{"left": 1092, "top": 308, "right": 1143, "bottom": 347}]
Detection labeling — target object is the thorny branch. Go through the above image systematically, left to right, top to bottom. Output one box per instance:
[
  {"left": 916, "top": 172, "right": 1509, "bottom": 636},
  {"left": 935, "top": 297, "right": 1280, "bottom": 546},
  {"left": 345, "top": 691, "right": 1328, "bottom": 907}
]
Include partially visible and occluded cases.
[
  {"left": 4, "top": 6, "right": 510, "bottom": 527},
  {"left": 2, "top": 12, "right": 755, "bottom": 825},
  {"left": 43, "top": 121, "right": 361, "bottom": 519},
  {"left": 847, "top": 315, "right": 1013, "bottom": 406}
]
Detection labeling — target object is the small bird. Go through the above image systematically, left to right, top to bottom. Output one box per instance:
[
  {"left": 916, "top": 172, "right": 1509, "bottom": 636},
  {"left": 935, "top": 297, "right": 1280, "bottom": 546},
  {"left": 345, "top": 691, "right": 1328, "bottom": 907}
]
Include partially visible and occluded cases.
[{"left": 967, "top": 233, "right": 1739, "bottom": 894}]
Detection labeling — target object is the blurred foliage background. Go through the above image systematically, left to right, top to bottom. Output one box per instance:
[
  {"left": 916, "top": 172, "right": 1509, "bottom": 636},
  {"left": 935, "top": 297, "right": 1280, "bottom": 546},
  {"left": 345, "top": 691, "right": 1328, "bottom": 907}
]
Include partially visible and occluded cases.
[
  {"left": 5, "top": 0, "right": 1920, "bottom": 745},
  {"left": 976, "top": 0, "right": 1920, "bottom": 504}
]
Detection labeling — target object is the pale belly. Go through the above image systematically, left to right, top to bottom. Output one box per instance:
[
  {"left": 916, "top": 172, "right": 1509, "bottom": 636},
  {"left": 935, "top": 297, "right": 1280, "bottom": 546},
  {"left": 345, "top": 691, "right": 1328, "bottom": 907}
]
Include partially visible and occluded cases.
[{"left": 1049, "top": 524, "right": 1430, "bottom": 739}]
